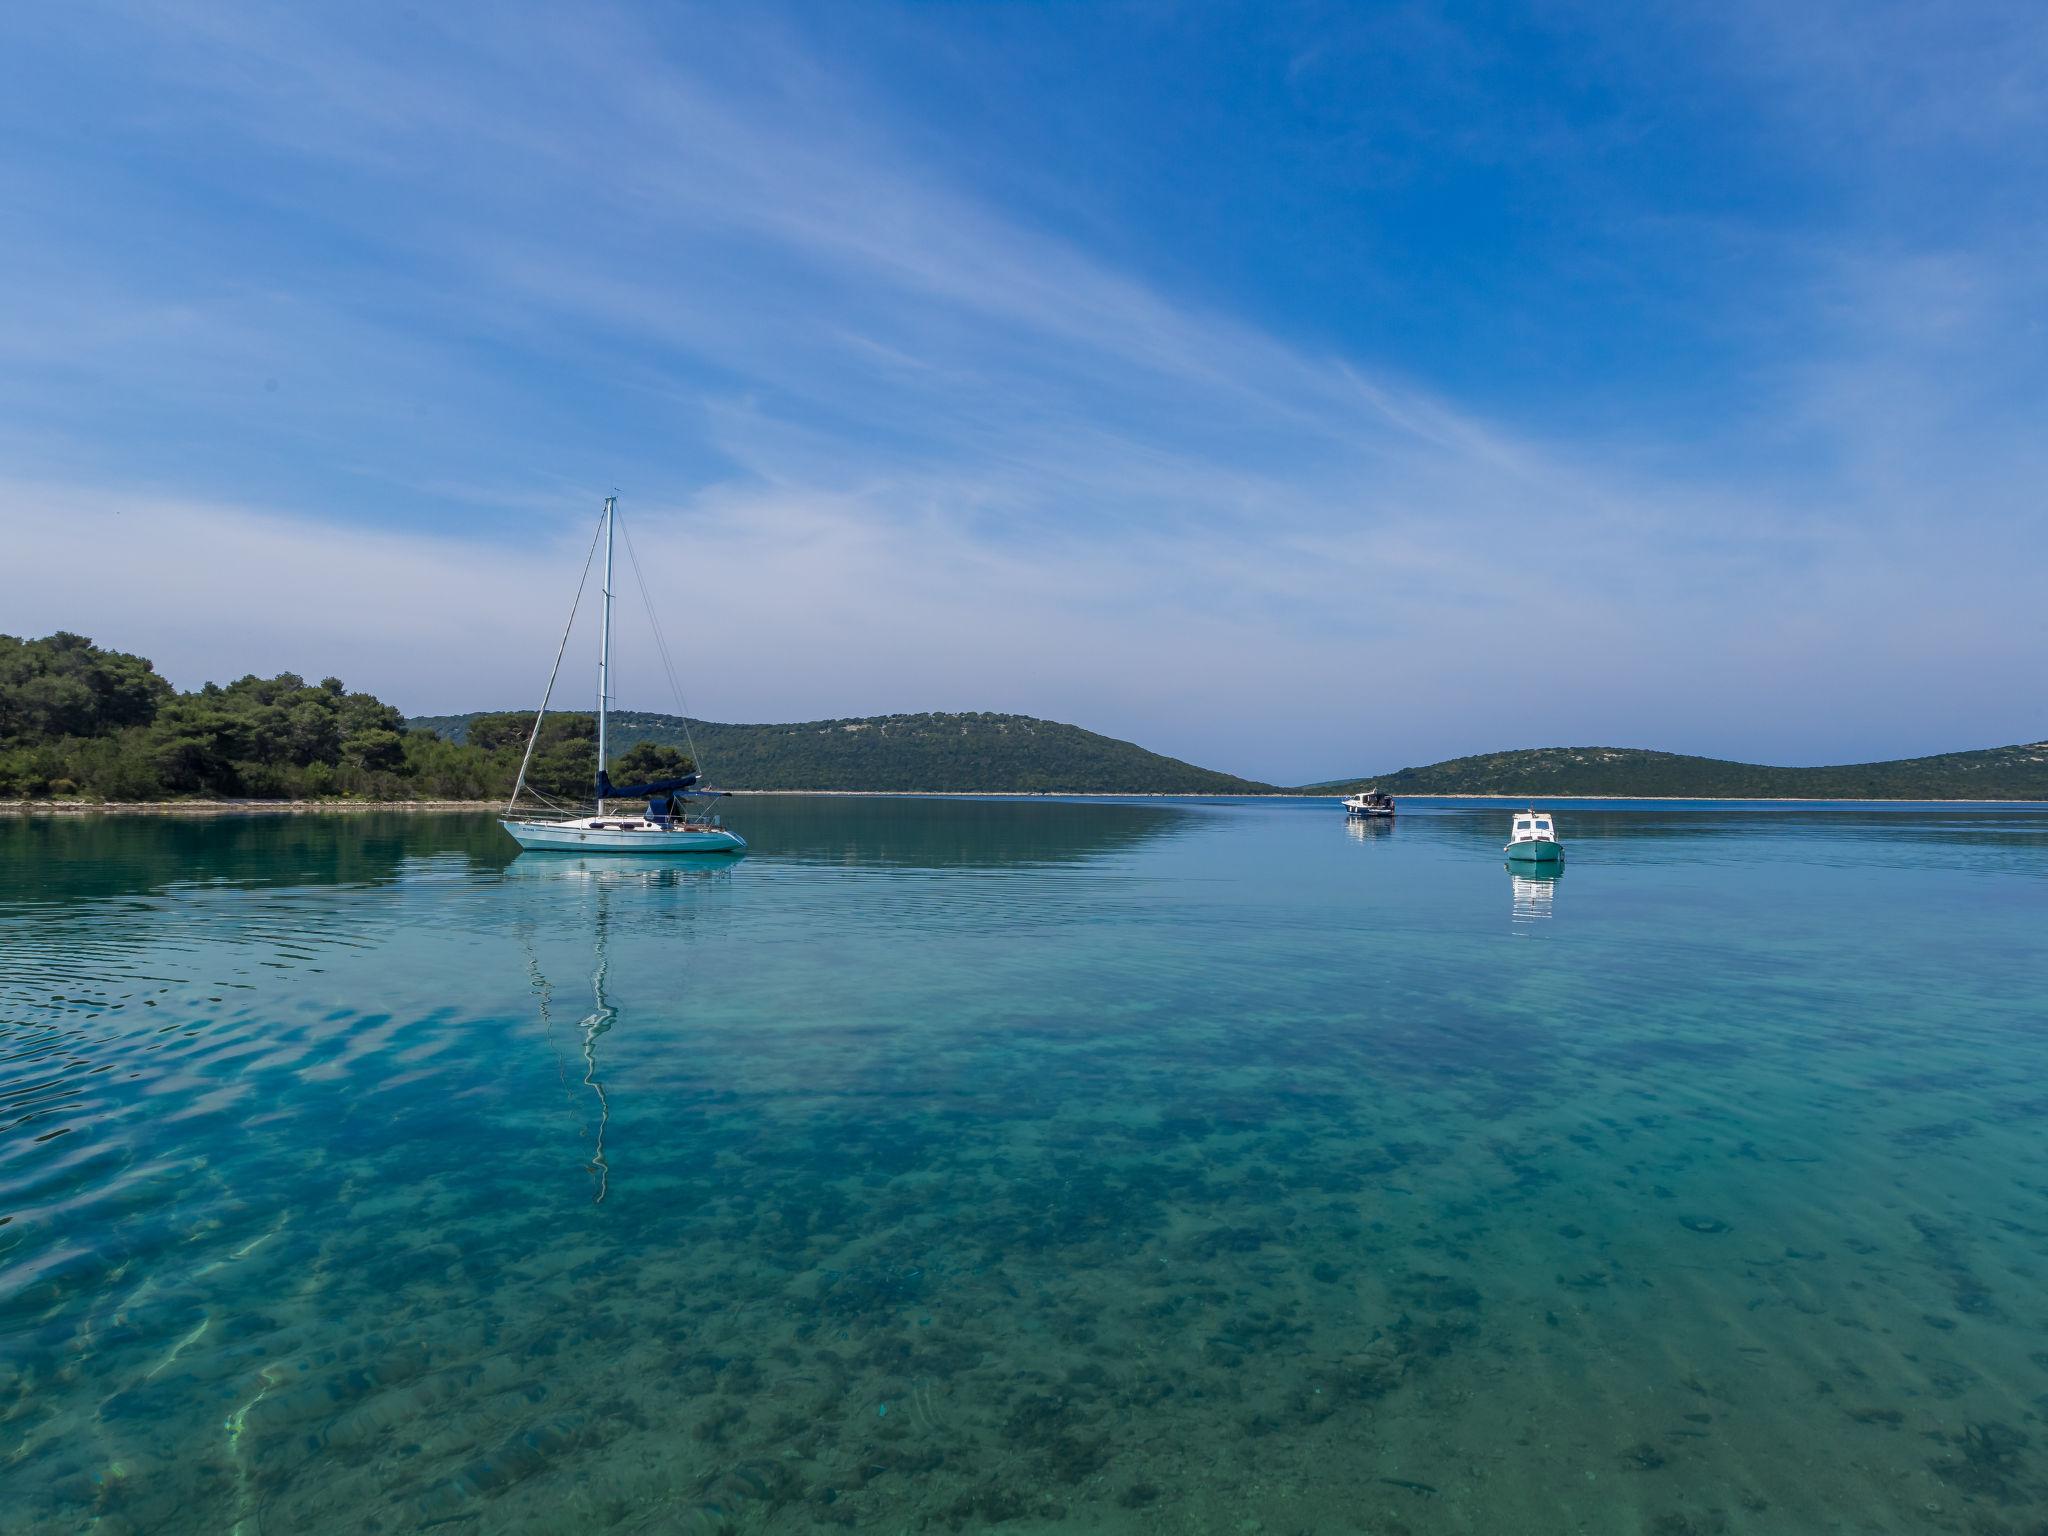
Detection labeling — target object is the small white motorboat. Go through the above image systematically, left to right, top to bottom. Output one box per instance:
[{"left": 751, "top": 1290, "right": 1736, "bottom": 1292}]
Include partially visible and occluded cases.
[
  {"left": 1342, "top": 788, "right": 1395, "bottom": 819},
  {"left": 1503, "top": 808, "right": 1563, "bottom": 864}
]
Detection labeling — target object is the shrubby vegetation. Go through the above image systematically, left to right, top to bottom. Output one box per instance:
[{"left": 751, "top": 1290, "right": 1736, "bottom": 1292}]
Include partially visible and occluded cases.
[
  {"left": 0, "top": 633, "right": 691, "bottom": 802},
  {"left": 24, "top": 633, "right": 2034, "bottom": 802},
  {"left": 413, "top": 708, "right": 1279, "bottom": 794},
  {"left": 463, "top": 714, "right": 695, "bottom": 801},
  {"left": 1318, "top": 743, "right": 2048, "bottom": 801}
]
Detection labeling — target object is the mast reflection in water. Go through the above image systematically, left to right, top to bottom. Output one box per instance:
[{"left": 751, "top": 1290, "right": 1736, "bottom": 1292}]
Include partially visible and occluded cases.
[{"left": 511, "top": 852, "right": 739, "bottom": 1201}]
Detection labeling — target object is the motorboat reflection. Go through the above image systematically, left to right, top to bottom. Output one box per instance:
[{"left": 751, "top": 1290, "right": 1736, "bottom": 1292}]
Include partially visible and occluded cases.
[{"left": 1508, "top": 866, "right": 1561, "bottom": 925}]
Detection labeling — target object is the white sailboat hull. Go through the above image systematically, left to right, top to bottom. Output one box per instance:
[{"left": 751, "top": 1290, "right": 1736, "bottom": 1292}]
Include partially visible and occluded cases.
[{"left": 500, "top": 818, "right": 747, "bottom": 854}]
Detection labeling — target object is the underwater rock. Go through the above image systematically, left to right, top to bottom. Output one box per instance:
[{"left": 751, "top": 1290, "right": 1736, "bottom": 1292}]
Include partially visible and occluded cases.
[
  {"left": 1679, "top": 1216, "right": 1731, "bottom": 1235},
  {"left": 1930, "top": 1419, "right": 2031, "bottom": 1501},
  {"left": 941, "top": 1482, "right": 1035, "bottom": 1528}
]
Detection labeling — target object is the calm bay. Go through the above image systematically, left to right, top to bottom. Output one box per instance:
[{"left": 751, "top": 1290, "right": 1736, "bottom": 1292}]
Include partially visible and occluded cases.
[{"left": 4, "top": 797, "right": 2047, "bottom": 1533}]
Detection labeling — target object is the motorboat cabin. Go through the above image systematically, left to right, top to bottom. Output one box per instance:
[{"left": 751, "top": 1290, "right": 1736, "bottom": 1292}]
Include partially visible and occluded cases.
[
  {"left": 1343, "top": 789, "right": 1395, "bottom": 818},
  {"left": 1504, "top": 809, "right": 1563, "bottom": 863}
]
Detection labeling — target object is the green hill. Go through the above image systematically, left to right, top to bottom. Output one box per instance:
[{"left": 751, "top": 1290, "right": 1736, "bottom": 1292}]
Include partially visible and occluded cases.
[
  {"left": 12, "top": 630, "right": 2039, "bottom": 802},
  {"left": 1, "top": 632, "right": 509, "bottom": 803},
  {"left": 408, "top": 709, "right": 1278, "bottom": 795},
  {"left": 1315, "top": 742, "right": 2048, "bottom": 800}
]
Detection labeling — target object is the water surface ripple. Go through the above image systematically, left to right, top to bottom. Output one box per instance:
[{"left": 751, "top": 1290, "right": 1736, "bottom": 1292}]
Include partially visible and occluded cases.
[{"left": 3, "top": 799, "right": 2047, "bottom": 1534}]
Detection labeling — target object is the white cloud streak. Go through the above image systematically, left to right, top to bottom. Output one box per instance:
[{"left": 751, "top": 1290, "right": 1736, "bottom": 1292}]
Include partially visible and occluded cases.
[{"left": 0, "top": 2, "right": 2040, "bottom": 778}]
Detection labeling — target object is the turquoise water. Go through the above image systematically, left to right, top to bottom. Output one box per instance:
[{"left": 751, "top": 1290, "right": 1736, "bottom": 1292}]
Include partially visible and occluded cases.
[{"left": 4, "top": 798, "right": 2047, "bottom": 1534}]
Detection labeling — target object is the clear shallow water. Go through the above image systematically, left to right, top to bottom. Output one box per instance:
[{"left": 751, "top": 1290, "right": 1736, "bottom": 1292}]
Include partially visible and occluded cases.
[{"left": 3, "top": 798, "right": 2047, "bottom": 1535}]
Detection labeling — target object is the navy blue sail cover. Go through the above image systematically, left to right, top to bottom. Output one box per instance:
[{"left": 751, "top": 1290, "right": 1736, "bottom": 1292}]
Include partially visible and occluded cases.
[
  {"left": 595, "top": 769, "right": 728, "bottom": 801},
  {"left": 597, "top": 770, "right": 690, "bottom": 799}
]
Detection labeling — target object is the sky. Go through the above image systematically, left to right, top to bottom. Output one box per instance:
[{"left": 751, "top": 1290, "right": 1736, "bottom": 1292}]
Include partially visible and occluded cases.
[{"left": 1, "top": 1, "right": 2042, "bottom": 784}]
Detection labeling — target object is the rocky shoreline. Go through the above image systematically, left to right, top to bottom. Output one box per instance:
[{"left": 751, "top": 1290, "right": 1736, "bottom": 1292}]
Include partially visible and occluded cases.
[
  {"left": 6, "top": 791, "right": 2043, "bottom": 815},
  {"left": 1, "top": 792, "right": 1318, "bottom": 815},
  {"left": 1, "top": 799, "right": 505, "bottom": 816}
]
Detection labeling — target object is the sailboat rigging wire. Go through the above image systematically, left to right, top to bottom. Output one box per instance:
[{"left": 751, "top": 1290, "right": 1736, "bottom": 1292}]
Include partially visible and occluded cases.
[
  {"left": 507, "top": 507, "right": 607, "bottom": 813},
  {"left": 618, "top": 512, "right": 705, "bottom": 777}
]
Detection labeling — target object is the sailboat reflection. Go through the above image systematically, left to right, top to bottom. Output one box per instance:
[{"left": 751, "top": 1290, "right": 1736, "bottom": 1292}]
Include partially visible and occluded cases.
[
  {"left": 510, "top": 852, "right": 741, "bottom": 1201},
  {"left": 1508, "top": 865, "right": 1561, "bottom": 925},
  {"left": 577, "top": 905, "right": 618, "bottom": 1202}
]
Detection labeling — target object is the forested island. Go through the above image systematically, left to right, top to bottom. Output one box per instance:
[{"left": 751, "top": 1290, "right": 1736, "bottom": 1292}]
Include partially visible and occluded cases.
[
  {"left": 0, "top": 633, "right": 685, "bottom": 804},
  {"left": 0, "top": 633, "right": 1257, "bottom": 800},
  {"left": 6, "top": 633, "right": 2044, "bottom": 802},
  {"left": 410, "top": 709, "right": 1272, "bottom": 795},
  {"left": 1314, "top": 743, "right": 2048, "bottom": 801}
]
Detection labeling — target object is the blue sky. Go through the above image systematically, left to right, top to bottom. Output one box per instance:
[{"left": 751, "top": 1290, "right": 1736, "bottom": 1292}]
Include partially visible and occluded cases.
[{"left": 2, "top": 1, "right": 2042, "bottom": 782}]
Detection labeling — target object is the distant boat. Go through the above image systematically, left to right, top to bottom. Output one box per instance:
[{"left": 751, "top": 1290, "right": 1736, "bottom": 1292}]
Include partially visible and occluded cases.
[
  {"left": 500, "top": 497, "right": 747, "bottom": 855},
  {"left": 1342, "top": 788, "right": 1395, "bottom": 818},
  {"left": 1503, "top": 808, "right": 1563, "bottom": 864}
]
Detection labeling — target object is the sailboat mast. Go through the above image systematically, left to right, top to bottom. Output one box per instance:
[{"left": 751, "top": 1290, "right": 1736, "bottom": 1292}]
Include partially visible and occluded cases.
[{"left": 596, "top": 495, "right": 614, "bottom": 812}]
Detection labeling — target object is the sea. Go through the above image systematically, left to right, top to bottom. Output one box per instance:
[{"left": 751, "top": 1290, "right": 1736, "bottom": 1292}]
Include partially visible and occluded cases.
[{"left": 4, "top": 796, "right": 2047, "bottom": 1534}]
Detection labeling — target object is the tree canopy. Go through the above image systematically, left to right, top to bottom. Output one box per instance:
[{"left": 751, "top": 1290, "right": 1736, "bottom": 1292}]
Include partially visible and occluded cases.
[
  {"left": 1, "top": 632, "right": 170, "bottom": 742},
  {"left": 21, "top": 633, "right": 2041, "bottom": 802},
  {"left": 0, "top": 637, "right": 715, "bottom": 803},
  {"left": 411, "top": 708, "right": 1274, "bottom": 794},
  {"left": 608, "top": 740, "right": 697, "bottom": 784}
]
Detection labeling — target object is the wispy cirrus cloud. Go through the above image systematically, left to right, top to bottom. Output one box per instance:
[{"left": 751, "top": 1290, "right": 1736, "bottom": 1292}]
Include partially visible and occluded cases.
[{"left": 0, "top": 1, "right": 2040, "bottom": 778}]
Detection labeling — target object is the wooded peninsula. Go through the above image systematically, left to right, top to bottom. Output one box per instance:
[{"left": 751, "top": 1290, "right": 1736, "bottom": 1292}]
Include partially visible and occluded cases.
[{"left": 6, "top": 633, "right": 2044, "bottom": 802}]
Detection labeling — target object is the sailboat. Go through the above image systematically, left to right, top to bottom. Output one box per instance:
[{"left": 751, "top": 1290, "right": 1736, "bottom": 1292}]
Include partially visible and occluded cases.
[{"left": 500, "top": 497, "right": 748, "bottom": 855}]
